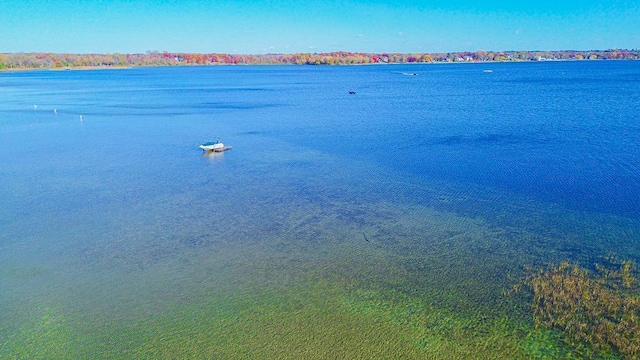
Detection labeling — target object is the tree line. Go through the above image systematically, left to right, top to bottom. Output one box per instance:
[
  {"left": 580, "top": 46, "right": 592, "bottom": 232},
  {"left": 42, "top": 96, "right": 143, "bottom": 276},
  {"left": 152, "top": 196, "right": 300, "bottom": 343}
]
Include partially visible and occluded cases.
[{"left": 1, "top": 49, "right": 638, "bottom": 69}]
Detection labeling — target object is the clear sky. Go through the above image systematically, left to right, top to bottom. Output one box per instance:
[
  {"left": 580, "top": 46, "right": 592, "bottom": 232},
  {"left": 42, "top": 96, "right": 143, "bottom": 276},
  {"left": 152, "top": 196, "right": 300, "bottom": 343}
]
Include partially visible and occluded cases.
[{"left": 0, "top": 0, "right": 638, "bottom": 54}]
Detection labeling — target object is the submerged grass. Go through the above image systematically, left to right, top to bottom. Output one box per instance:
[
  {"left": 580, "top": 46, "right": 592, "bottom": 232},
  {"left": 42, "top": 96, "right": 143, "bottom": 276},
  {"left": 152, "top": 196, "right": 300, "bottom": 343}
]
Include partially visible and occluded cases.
[{"left": 527, "top": 259, "right": 640, "bottom": 359}]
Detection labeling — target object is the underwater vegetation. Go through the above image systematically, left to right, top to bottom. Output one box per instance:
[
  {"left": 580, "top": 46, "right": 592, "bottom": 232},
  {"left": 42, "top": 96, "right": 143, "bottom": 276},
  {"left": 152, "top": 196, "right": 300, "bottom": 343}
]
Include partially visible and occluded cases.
[{"left": 528, "top": 259, "right": 640, "bottom": 359}]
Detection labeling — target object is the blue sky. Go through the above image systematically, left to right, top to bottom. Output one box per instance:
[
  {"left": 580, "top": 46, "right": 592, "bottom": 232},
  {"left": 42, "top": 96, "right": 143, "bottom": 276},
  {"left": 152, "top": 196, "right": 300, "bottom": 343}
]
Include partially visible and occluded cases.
[{"left": 0, "top": 0, "right": 638, "bottom": 54}]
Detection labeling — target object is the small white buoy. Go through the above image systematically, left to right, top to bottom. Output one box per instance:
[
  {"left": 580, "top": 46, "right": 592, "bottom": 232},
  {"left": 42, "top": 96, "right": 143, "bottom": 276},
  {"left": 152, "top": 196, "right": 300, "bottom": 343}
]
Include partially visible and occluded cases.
[{"left": 80, "top": 115, "right": 83, "bottom": 122}]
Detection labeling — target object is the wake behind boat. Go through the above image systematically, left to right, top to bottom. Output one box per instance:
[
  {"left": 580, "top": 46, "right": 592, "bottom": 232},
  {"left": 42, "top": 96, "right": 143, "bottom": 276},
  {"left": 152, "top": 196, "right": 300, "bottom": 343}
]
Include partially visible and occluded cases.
[{"left": 199, "top": 139, "right": 231, "bottom": 152}]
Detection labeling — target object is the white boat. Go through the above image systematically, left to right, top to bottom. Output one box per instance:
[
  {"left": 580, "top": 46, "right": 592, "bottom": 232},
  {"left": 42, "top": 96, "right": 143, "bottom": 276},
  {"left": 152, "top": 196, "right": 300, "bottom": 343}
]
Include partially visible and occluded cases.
[{"left": 199, "top": 139, "right": 229, "bottom": 152}]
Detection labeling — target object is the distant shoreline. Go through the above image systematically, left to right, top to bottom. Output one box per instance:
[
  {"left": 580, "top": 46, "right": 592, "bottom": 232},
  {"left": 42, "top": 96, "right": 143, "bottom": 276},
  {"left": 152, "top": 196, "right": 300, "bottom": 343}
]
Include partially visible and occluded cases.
[
  {"left": 1, "top": 49, "right": 638, "bottom": 71},
  {"left": 1, "top": 58, "right": 636, "bottom": 73},
  {"left": 0, "top": 65, "right": 132, "bottom": 73}
]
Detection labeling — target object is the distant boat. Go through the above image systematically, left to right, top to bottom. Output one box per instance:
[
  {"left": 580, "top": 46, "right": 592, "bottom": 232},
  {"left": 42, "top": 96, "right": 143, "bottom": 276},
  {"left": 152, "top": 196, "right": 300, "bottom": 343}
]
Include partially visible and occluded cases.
[
  {"left": 483, "top": 70, "right": 493, "bottom": 73},
  {"left": 349, "top": 90, "right": 356, "bottom": 94},
  {"left": 199, "top": 139, "right": 230, "bottom": 152}
]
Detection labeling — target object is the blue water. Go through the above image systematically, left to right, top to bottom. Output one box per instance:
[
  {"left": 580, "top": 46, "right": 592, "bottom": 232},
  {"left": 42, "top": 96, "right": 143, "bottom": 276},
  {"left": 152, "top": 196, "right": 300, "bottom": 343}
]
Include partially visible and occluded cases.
[{"left": 1, "top": 62, "right": 639, "bottom": 357}]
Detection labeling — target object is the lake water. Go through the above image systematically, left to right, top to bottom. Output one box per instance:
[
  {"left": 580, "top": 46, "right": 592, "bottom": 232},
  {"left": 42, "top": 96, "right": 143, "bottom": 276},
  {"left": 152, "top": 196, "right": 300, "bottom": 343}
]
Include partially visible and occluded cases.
[{"left": 1, "top": 62, "right": 639, "bottom": 358}]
